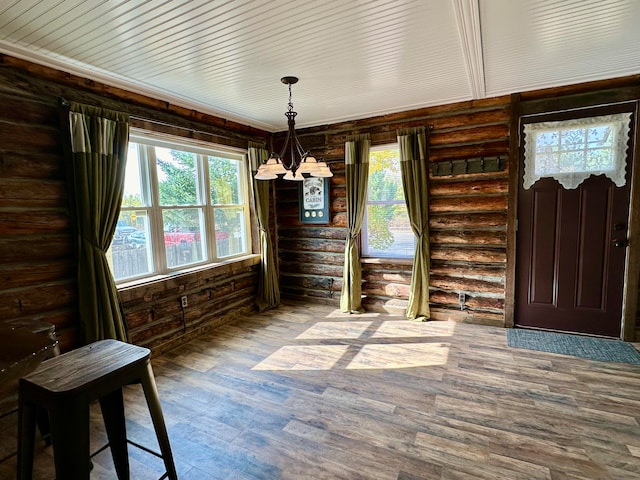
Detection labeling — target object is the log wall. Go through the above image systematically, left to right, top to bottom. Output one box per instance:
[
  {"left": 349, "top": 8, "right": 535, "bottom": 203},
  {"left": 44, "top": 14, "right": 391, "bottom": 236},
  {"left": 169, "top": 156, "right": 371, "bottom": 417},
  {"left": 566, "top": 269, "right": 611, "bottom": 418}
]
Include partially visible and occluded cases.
[
  {"left": 1, "top": 52, "right": 638, "bottom": 343},
  {"left": 0, "top": 55, "right": 267, "bottom": 352},
  {"left": 0, "top": 70, "right": 77, "bottom": 351},
  {"left": 275, "top": 97, "right": 511, "bottom": 326},
  {"left": 119, "top": 256, "right": 260, "bottom": 354}
]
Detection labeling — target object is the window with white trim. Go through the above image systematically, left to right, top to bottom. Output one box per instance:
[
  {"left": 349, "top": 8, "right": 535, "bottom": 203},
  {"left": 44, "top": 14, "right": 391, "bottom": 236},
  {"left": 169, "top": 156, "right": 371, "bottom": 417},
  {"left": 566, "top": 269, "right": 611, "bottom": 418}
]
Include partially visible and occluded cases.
[
  {"left": 109, "top": 131, "right": 251, "bottom": 283},
  {"left": 362, "top": 145, "right": 414, "bottom": 258}
]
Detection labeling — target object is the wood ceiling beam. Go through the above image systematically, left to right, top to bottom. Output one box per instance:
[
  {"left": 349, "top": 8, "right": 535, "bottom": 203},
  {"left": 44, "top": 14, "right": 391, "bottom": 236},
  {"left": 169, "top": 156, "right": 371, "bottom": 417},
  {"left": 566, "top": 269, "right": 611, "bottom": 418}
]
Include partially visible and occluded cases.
[{"left": 453, "top": 0, "right": 486, "bottom": 99}]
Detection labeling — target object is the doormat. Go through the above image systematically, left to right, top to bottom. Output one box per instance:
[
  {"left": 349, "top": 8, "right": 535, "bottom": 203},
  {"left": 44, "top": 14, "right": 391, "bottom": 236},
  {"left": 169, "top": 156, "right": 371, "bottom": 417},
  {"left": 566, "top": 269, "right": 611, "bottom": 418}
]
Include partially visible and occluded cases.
[{"left": 507, "top": 329, "right": 640, "bottom": 364}]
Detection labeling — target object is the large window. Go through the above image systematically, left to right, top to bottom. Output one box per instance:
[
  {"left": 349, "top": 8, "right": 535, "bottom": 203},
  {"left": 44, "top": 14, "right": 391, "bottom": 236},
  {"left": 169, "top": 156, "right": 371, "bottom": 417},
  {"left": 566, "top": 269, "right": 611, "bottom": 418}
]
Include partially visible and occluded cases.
[
  {"left": 109, "top": 131, "right": 251, "bottom": 283},
  {"left": 362, "top": 145, "right": 414, "bottom": 258}
]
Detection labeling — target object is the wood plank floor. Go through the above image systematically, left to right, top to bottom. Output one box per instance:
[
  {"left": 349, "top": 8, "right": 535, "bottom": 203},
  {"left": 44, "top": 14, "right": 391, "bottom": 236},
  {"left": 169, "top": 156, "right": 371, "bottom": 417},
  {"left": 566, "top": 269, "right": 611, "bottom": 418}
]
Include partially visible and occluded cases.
[{"left": 2, "top": 302, "right": 640, "bottom": 479}]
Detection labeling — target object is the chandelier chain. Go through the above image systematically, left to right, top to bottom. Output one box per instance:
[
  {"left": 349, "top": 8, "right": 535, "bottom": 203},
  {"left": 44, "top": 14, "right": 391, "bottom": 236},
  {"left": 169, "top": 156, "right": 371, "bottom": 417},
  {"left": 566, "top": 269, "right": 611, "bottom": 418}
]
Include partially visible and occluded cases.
[{"left": 288, "top": 83, "right": 294, "bottom": 114}]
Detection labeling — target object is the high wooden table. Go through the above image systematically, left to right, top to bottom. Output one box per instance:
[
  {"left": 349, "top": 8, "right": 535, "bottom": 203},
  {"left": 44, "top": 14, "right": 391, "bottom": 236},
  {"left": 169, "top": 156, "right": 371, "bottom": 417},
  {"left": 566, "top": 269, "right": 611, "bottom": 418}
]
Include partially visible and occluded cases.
[
  {"left": 0, "top": 320, "right": 58, "bottom": 465},
  {"left": 0, "top": 321, "right": 59, "bottom": 394}
]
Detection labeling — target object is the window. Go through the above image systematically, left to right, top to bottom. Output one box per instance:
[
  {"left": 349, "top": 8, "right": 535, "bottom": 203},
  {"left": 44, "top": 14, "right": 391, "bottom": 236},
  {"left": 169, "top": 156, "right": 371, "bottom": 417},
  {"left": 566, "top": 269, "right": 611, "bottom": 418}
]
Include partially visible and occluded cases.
[
  {"left": 523, "top": 112, "right": 632, "bottom": 190},
  {"left": 109, "top": 131, "right": 251, "bottom": 283},
  {"left": 362, "top": 145, "right": 414, "bottom": 258}
]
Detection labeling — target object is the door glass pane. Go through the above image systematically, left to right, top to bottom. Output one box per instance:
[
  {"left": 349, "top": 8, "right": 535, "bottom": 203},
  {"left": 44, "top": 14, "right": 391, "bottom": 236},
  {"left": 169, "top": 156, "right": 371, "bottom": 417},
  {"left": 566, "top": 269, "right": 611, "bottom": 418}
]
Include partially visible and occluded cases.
[{"left": 523, "top": 113, "right": 631, "bottom": 189}]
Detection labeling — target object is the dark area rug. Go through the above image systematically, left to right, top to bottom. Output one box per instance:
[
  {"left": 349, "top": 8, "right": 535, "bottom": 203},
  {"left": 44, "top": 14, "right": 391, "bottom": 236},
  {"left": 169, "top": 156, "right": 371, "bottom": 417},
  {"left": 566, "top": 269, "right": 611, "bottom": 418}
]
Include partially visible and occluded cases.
[{"left": 507, "top": 329, "right": 640, "bottom": 364}]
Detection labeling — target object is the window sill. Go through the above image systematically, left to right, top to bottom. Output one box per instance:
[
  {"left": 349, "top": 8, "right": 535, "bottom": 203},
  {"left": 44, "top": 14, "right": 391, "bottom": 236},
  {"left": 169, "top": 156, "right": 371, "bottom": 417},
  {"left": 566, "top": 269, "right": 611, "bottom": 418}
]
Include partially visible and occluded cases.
[
  {"left": 117, "top": 254, "right": 261, "bottom": 292},
  {"left": 361, "top": 257, "right": 413, "bottom": 266}
]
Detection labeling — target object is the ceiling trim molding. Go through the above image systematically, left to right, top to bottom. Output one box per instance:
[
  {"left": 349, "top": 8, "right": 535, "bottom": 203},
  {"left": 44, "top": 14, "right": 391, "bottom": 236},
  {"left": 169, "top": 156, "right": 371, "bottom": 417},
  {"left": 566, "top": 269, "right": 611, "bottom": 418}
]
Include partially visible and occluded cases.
[
  {"left": 453, "top": 0, "right": 486, "bottom": 99},
  {"left": 0, "top": 41, "right": 278, "bottom": 132}
]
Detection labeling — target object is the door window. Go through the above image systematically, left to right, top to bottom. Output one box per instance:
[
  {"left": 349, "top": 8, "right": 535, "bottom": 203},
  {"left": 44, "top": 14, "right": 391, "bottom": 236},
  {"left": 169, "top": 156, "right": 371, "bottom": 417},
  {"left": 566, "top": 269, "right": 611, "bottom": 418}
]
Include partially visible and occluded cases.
[{"left": 523, "top": 112, "right": 632, "bottom": 189}]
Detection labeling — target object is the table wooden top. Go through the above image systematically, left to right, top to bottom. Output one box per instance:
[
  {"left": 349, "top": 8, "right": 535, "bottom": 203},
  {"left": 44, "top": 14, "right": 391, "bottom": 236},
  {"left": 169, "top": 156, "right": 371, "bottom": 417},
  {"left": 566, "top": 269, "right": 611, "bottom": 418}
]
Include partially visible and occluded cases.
[{"left": 0, "top": 323, "right": 58, "bottom": 386}]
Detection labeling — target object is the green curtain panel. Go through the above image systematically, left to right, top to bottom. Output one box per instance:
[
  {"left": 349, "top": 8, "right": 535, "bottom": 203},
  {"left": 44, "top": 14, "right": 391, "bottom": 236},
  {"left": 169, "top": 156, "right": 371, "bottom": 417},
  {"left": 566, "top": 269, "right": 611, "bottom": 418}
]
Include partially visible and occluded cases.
[
  {"left": 65, "top": 102, "right": 130, "bottom": 343},
  {"left": 398, "top": 127, "right": 431, "bottom": 321},
  {"left": 340, "top": 134, "right": 371, "bottom": 313},
  {"left": 249, "top": 142, "right": 280, "bottom": 311}
]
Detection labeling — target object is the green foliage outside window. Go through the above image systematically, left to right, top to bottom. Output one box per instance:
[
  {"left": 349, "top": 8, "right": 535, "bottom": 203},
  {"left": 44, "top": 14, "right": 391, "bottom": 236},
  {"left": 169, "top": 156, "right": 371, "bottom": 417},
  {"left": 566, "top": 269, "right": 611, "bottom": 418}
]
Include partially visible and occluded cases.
[
  {"left": 367, "top": 148, "right": 406, "bottom": 251},
  {"left": 154, "top": 149, "right": 243, "bottom": 235},
  {"left": 157, "top": 150, "right": 198, "bottom": 231},
  {"left": 209, "top": 156, "right": 240, "bottom": 205}
]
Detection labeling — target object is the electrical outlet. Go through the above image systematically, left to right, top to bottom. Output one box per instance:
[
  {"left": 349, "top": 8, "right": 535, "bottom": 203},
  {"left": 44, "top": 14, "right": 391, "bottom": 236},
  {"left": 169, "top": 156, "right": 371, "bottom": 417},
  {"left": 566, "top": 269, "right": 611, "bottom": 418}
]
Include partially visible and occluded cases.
[{"left": 181, "top": 295, "right": 188, "bottom": 308}]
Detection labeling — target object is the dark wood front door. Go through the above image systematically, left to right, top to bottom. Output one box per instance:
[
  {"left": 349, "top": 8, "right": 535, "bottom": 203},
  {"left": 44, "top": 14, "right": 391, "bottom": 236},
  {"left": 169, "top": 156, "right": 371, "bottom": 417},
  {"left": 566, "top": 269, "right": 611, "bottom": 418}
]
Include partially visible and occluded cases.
[{"left": 515, "top": 110, "right": 634, "bottom": 338}]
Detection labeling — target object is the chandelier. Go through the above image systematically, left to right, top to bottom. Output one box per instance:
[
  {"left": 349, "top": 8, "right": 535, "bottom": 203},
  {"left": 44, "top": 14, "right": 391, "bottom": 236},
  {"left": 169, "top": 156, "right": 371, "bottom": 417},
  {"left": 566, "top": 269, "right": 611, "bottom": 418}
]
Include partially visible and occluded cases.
[{"left": 255, "top": 76, "right": 332, "bottom": 181}]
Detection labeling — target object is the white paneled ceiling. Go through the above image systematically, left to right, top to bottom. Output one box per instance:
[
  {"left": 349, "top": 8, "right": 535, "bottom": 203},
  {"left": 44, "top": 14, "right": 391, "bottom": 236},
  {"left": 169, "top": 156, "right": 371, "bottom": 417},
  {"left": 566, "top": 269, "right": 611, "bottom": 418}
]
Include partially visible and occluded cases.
[{"left": 1, "top": 0, "right": 639, "bottom": 132}]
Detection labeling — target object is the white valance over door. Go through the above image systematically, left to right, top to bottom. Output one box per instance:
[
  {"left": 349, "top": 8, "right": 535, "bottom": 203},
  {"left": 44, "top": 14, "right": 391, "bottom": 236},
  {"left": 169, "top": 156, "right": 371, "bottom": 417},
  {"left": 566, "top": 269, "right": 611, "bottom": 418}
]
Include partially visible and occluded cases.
[{"left": 523, "top": 112, "right": 632, "bottom": 189}]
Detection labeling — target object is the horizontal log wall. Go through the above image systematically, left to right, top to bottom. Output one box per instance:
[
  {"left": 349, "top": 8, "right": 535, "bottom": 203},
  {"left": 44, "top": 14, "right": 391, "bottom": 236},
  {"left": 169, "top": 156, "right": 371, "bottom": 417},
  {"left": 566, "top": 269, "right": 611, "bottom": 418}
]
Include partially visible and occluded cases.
[
  {"left": 3, "top": 53, "right": 637, "bottom": 342},
  {"left": 0, "top": 55, "right": 267, "bottom": 352},
  {"left": 0, "top": 79, "right": 78, "bottom": 351},
  {"left": 275, "top": 97, "right": 511, "bottom": 326},
  {"left": 119, "top": 256, "right": 260, "bottom": 354}
]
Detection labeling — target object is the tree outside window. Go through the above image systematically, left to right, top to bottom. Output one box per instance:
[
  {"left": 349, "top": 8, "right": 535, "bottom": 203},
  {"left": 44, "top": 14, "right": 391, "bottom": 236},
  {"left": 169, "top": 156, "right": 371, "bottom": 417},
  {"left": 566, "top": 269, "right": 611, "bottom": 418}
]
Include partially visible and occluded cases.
[{"left": 363, "top": 145, "right": 414, "bottom": 258}]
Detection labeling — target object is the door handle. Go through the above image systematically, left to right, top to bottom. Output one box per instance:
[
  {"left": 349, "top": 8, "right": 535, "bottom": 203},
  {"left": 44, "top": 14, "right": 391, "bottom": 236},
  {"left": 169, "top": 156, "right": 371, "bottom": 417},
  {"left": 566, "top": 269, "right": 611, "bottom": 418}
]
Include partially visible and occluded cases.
[{"left": 613, "top": 239, "right": 629, "bottom": 247}]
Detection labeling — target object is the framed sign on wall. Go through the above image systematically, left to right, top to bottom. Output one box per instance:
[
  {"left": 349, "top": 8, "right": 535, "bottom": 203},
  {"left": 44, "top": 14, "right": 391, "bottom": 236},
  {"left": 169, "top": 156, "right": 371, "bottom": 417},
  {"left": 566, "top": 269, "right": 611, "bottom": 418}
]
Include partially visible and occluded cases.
[{"left": 299, "top": 177, "right": 330, "bottom": 224}]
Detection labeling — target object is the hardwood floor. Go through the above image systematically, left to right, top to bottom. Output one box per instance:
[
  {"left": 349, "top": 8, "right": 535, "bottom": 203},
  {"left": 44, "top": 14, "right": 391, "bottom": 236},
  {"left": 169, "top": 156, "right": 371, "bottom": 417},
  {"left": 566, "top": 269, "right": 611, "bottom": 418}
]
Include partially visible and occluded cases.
[{"left": 2, "top": 302, "right": 640, "bottom": 479}]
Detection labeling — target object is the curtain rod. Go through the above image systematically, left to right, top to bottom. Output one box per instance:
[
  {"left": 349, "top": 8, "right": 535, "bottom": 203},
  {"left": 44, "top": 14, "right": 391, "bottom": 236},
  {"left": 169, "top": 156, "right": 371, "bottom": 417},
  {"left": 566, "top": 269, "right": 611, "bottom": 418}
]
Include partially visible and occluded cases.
[
  {"left": 57, "top": 96, "right": 260, "bottom": 142},
  {"left": 128, "top": 115, "right": 263, "bottom": 143}
]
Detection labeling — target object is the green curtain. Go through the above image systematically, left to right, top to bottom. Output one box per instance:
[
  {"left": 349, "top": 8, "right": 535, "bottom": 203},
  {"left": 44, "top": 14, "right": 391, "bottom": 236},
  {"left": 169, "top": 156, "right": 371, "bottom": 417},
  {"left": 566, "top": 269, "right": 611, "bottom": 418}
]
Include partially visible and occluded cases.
[
  {"left": 65, "top": 102, "right": 130, "bottom": 343},
  {"left": 398, "top": 127, "right": 430, "bottom": 320},
  {"left": 340, "top": 134, "right": 371, "bottom": 313},
  {"left": 249, "top": 142, "right": 280, "bottom": 311}
]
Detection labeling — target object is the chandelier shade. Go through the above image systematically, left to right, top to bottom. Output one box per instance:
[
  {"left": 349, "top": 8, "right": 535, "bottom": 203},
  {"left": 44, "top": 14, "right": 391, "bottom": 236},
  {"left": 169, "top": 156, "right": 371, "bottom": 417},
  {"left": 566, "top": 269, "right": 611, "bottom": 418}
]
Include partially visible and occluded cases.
[{"left": 255, "top": 77, "right": 332, "bottom": 181}]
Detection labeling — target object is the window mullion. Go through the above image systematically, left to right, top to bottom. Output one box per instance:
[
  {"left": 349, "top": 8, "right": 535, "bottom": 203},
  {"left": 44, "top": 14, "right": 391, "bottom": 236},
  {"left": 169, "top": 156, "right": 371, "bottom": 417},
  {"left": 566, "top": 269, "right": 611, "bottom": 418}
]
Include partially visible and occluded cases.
[
  {"left": 147, "top": 146, "right": 167, "bottom": 273},
  {"left": 200, "top": 154, "right": 216, "bottom": 261},
  {"left": 239, "top": 154, "right": 251, "bottom": 256}
]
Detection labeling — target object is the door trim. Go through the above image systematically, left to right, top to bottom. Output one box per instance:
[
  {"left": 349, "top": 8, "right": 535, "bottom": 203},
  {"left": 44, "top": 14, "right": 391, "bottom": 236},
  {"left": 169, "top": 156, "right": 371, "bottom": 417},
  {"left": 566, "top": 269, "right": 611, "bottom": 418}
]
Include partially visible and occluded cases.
[
  {"left": 504, "top": 93, "right": 520, "bottom": 329},
  {"left": 621, "top": 103, "right": 640, "bottom": 340}
]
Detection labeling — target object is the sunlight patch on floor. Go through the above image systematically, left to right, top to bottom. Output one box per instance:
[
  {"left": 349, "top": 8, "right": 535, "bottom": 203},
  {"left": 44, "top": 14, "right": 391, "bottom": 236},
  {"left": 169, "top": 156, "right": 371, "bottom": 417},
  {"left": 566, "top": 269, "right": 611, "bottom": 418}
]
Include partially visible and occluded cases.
[
  {"left": 371, "top": 320, "right": 456, "bottom": 338},
  {"left": 296, "top": 321, "right": 372, "bottom": 339},
  {"left": 346, "top": 343, "right": 450, "bottom": 369},
  {"left": 252, "top": 345, "right": 350, "bottom": 371}
]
